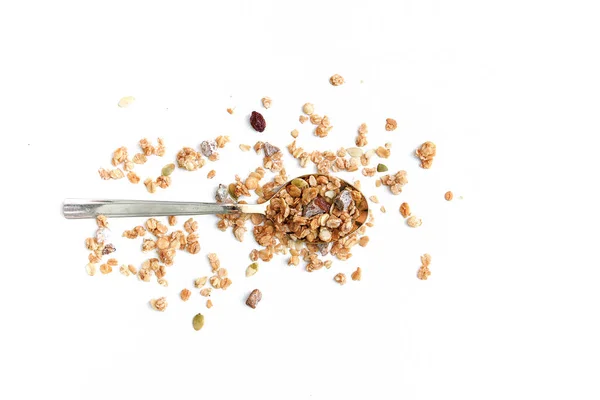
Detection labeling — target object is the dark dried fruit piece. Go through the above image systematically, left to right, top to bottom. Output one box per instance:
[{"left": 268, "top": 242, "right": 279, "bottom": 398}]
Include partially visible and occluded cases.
[
  {"left": 250, "top": 111, "right": 266, "bottom": 132},
  {"left": 200, "top": 140, "right": 217, "bottom": 157},
  {"left": 263, "top": 142, "right": 280, "bottom": 157},
  {"left": 334, "top": 190, "right": 353, "bottom": 211},
  {"left": 304, "top": 196, "right": 330, "bottom": 218},
  {"left": 102, "top": 243, "right": 116, "bottom": 255},
  {"left": 246, "top": 289, "right": 262, "bottom": 309}
]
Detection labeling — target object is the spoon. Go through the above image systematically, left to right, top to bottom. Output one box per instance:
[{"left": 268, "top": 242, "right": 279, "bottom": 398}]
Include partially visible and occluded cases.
[{"left": 63, "top": 174, "right": 369, "bottom": 239}]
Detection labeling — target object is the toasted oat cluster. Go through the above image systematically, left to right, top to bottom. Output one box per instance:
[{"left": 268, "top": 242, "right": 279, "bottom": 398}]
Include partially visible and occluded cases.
[
  {"left": 416, "top": 141, "right": 436, "bottom": 169},
  {"left": 380, "top": 170, "right": 408, "bottom": 194},
  {"left": 265, "top": 175, "right": 368, "bottom": 244}
]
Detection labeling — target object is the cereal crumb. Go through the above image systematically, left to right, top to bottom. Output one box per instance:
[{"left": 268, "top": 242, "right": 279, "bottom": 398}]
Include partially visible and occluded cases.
[
  {"left": 329, "top": 74, "right": 345, "bottom": 86},
  {"left": 261, "top": 97, "right": 272, "bottom": 109},
  {"left": 227, "top": 107, "right": 234, "bottom": 114},
  {"left": 299, "top": 115, "right": 308, "bottom": 124},
  {"left": 385, "top": 118, "right": 397, "bottom": 131},
  {"left": 291, "top": 129, "right": 299, "bottom": 138},
  {"left": 416, "top": 141, "right": 437, "bottom": 169},
  {"left": 239, "top": 144, "right": 251, "bottom": 152},
  {"left": 207, "top": 170, "right": 216, "bottom": 179},
  {"left": 445, "top": 191, "right": 453, "bottom": 201},
  {"left": 369, "top": 195, "right": 379, "bottom": 204},
  {"left": 399, "top": 202, "right": 411, "bottom": 218},
  {"left": 380, "top": 206, "right": 386, "bottom": 213},
  {"left": 407, "top": 215, "right": 422, "bottom": 228},
  {"left": 168, "top": 216, "right": 177, "bottom": 226},
  {"left": 358, "top": 236, "right": 370, "bottom": 247},
  {"left": 417, "top": 253, "right": 432, "bottom": 280},
  {"left": 85, "top": 263, "right": 96, "bottom": 276},
  {"left": 351, "top": 267, "right": 362, "bottom": 281},
  {"left": 334, "top": 273, "right": 347, "bottom": 285},
  {"left": 194, "top": 277, "right": 208, "bottom": 288},
  {"left": 180, "top": 288, "right": 191, "bottom": 301},
  {"left": 246, "top": 289, "right": 262, "bottom": 309},
  {"left": 150, "top": 297, "right": 168, "bottom": 311},
  {"left": 206, "top": 299, "right": 213, "bottom": 308}
]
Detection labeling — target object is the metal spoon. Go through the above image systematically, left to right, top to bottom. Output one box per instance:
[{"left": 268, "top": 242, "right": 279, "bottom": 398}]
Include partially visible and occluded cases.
[{"left": 63, "top": 174, "right": 369, "bottom": 238}]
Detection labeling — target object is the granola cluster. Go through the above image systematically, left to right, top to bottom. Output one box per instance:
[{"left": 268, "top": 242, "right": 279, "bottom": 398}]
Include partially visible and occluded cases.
[
  {"left": 98, "top": 138, "right": 165, "bottom": 185},
  {"left": 416, "top": 141, "right": 437, "bottom": 169}
]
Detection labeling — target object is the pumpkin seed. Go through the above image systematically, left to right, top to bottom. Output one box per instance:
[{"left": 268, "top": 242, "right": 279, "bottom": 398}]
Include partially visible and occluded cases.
[
  {"left": 161, "top": 163, "right": 175, "bottom": 176},
  {"left": 377, "top": 163, "right": 388, "bottom": 172},
  {"left": 228, "top": 183, "right": 238, "bottom": 201},
  {"left": 246, "top": 262, "right": 259, "bottom": 277},
  {"left": 192, "top": 313, "right": 205, "bottom": 331}
]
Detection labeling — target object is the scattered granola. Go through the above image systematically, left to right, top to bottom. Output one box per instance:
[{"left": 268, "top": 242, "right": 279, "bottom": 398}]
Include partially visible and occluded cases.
[
  {"left": 329, "top": 74, "right": 345, "bottom": 86},
  {"left": 261, "top": 97, "right": 272, "bottom": 109},
  {"left": 303, "top": 103, "right": 314, "bottom": 115},
  {"left": 227, "top": 107, "right": 234, "bottom": 114},
  {"left": 299, "top": 115, "right": 308, "bottom": 123},
  {"left": 385, "top": 118, "right": 397, "bottom": 131},
  {"left": 356, "top": 123, "right": 368, "bottom": 147},
  {"left": 291, "top": 129, "right": 299, "bottom": 138},
  {"left": 416, "top": 141, "right": 437, "bottom": 169},
  {"left": 177, "top": 147, "right": 205, "bottom": 171},
  {"left": 207, "top": 170, "right": 216, "bottom": 179},
  {"left": 380, "top": 171, "right": 408, "bottom": 194},
  {"left": 445, "top": 191, "right": 453, "bottom": 201},
  {"left": 369, "top": 196, "right": 379, "bottom": 204},
  {"left": 399, "top": 202, "right": 411, "bottom": 218},
  {"left": 380, "top": 206, "right": 386, "bottom": 213},
  {"left": 168, "top": 216, "right": 177, "bottom": 226},
  {"left": 407, "top": 216, "right": 422, "bottom": 228},
  {"left": 358, "top": 236, "right": 369, "bottom": 247},
  {"left": 208, "top": 253, "right": 220, "bottom": 273},
  {"left": 417, "top": 254, "right": 432, "bottom": 280},
  {"left": 85, "top": 263, "right": 96, "bottom": 276},
  {"left": 351, "top": 267, "right": 362, "bottom": 281},
  {"left": 334, "top": 273, "right": 347, "bottom": 285},
  {"left": 194, "top": 277, "right": 208, "bottom": 288},
  {"left": 180, "top": 289, "right": 192, "bottom": 302},
  {"left": 246, "top": 289, "right": 262, "bottom": 309},
  {"left": 150, "top": 297, "right": 168, "bottom": 311},
  {"left": 206, "top": 300, "right": 213, "bottom": 309}
]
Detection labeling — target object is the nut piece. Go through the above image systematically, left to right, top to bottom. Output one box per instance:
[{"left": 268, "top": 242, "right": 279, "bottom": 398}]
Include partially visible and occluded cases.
[
  {"left": 329, "top": 74, "right": 345, "bottom": 86},
  {"left": 117, "top": 96, "right": 135, "bottom": 108},
  {"left": 261, "top": 97, "right": 272, "bottom": 109},
  {"left": 302, "top": 103, "right": 314, "bottom": 115},
  {"left": 385, "top": 118, "right": 397, "bottom": 131},
  {"left": 445, "top": 191, "right": 453, "bottom": 201},
  {"left": 399, "top": 202, "right": 411, "bottom": 218},
  {"left": 407, "top": 216, "right": 422, "bottom": 228},
  {"left": 351, "top": 267, "right": 362, "bottom": 281},
  {"left": 334, "top": 273, "right": 347, "bottom": 285},
  {"left": 180, "top": 288, "right": 192, "bottom": 301},
  {"left": 246, "top": 289, "right": 262, "bottom": 309},
  {"left": 150, "top": 297, "right": 168, "bottom": 312}
]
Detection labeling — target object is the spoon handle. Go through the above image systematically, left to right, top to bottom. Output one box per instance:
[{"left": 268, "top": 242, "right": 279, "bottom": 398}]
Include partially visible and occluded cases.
[{"left": 62, "top": 198, "right": 239, "bottom": 219}]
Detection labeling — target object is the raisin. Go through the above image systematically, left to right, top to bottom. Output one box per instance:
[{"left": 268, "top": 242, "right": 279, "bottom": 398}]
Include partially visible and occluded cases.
[{"left": 250, "top": 111, "right": 266, "bottom": 132}]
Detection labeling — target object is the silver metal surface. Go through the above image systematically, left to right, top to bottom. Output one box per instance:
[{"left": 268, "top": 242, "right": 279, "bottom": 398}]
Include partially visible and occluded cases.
[{"left": 62, "top": 199, "right": 242, "bottom": 219}]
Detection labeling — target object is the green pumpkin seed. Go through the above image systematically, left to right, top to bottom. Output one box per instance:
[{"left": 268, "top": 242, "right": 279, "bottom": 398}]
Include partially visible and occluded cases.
[
  {"left": 161, "top": 163, "right": 175, "bottom": 176},
  {"left": 377, "top": 163, "right": 388, "bottom": 172},
  {"left": 228, "top": 183, "right": 238, "bottom": 201},
  {"left": 192, "top": 313, "right": 205, "bottom": 331}
]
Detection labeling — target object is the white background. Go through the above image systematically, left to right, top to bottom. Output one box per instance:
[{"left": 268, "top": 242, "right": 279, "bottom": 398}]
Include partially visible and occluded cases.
[{"left": 1, "top": 1, "right": 599, "bottom": 399}]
